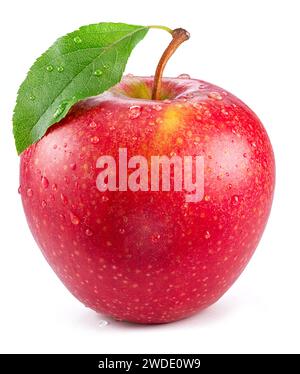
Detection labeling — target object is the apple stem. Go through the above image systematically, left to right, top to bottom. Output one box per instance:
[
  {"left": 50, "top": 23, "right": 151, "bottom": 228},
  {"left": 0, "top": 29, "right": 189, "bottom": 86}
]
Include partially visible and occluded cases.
[{"left": 151, "top": 28, "right": 190, "bottom": 100}]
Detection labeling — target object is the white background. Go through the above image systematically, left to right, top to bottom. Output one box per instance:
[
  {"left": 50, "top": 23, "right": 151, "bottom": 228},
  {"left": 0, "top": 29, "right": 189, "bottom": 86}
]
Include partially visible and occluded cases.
[{"left": 0, "top": 0, "right": 299, "bottom": 354}]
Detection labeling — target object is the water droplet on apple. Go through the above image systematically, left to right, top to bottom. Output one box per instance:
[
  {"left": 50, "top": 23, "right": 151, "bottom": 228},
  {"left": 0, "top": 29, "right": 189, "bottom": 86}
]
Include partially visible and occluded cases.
[
  {"left": 73, "top": 36, "right": 82, "bottom": 44},
  {"left": 46, "top": 65, "right": 53, "bottom": 72},
  {"left": 57, "top": 66, "right": 64, "bottom": 72},
  {"left": 94, "top": 69, "right": 103, "bottom": 77},
  {"left": 177, "top": 73, "right": 190, "bottom": 79},
  {"left": 208, "top": 92, "right": 222, "bottom": 100},
  {"left": 29, "top": 94, "right": 36, "bottom": 101},
  {"left": 192, "top": 102, "right": 201, "bottom": 109},
  {"left": 152, "top": 104, "right": 162, "bottom": 111},
  {"left": 128, "top": 105, "right": 141, "bottom": 119},
  {"left": 221, "top": 108, "right": 229, "bottom": 116},
  {"left": 89, "top": 121, "right": 97, "bottom": 129},
  {"left": 90, "top": 136, "right": 100, "bottom": 144},
  {"left": 252, "top": 142, "right": 257, "bottom": 148},
  {"left": 53, "top": 144, "right": 57, "bottom": 150},
  {"left": 243, "top": 153, "right": 247, "bottom": 158},
  {"left": 70, "top": 163, "right": 77, "bottom": 170},
  {"left": 41, "top": 176, "right": 49, "bottom": 189},
  {"left": 64, "top": 176, "right": 70, "bottom": 184},
  {"left": 52, "top": 183, "right": 58, "bottom": 191},
  {"left": 227, "top": 183, "right": 232, "bottom": 190},
  {"left": 18, "top": 185, "right": 22, "bottom": 194},
  {"left": 26, "top": 188, "right": 33, "bottom": 197},
  {"left": 60, "top": 193, "right": 68, "bottom": 205},
  {"left": 101, "top": 195, "right": 109, "bottom": 202},
  {"left": 231, "top": 195, "right": 240, "bottom": 205},
  {"left": 41, "top": 200, "right": 47, "bottom": 208},
  {"left": 70, "top": 212, "right": 80, "bottom": 225},
  {"left": 85, "top": 228, "right": 94, "bottom": 236},
  {"left": 119, "top": 228, "right": 125, "bottom": 234},
  {"left": 204, "top": 231, "right": 211, "bottom": 239},
  {"left": 151, "top": 233, "right": 161, "bottom": 243},
  {"left": 99, "top": 320, "right": 108, "bottom": 328}
]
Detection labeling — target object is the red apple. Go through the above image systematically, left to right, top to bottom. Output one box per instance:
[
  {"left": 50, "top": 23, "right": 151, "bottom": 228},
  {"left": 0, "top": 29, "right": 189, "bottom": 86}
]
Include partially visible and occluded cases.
[{"left": 19, "top": 75, "right": 275, "bottom": 323}]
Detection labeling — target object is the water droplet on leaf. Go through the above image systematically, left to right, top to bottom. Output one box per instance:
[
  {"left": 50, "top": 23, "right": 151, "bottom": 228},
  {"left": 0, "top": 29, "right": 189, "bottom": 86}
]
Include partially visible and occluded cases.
[
  {"left": 73, "top": 36, "right": 82, "bottom": 44},
  {"left": 46, "top": 65, "right": 53, "bottom": 72},
  {"left": 57, "top": 66, "right": 64, "bottom": 72},
  {"left": 94, "top": 69, "right": 103, "bottom": 77},
  {"left": 29, "top": 94, "right": 35, "bottom": 101},
  {"left": 53, "top": 100, "right": 70, "bottom": 119}
]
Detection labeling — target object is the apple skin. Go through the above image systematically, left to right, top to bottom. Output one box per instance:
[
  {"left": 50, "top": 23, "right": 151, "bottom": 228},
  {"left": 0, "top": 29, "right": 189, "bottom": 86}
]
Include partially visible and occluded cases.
[{"left": 19, "top": 76, "right": 275, "bottom": 324}]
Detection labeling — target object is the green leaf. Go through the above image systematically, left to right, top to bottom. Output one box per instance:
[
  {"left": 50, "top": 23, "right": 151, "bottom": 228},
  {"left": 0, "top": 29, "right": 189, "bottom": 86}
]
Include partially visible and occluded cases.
[{"left": 13, "top": 22, "right": 149, "bottom": 154}]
